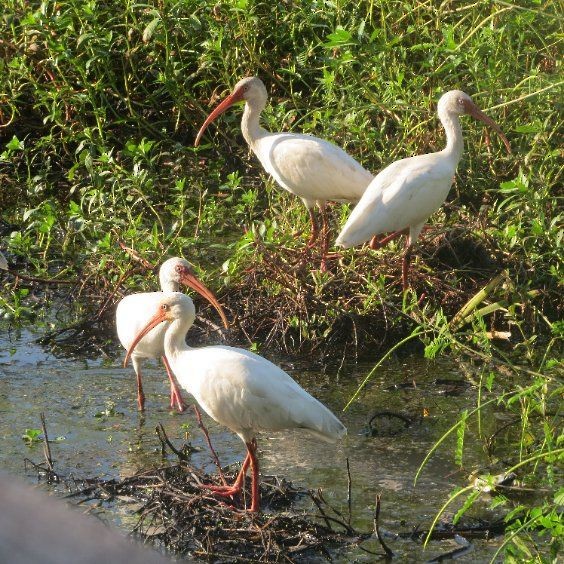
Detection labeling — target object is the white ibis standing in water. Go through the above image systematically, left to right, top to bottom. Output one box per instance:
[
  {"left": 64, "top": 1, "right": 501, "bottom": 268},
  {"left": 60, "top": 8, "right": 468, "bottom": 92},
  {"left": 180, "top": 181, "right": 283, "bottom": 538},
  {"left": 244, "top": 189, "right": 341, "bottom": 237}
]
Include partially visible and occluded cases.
[
  {"left": 195, "top": 76, "right": 374, "bottom": 270},
  {"left": 336, "top": 90, "right": 511, "bottom": 290},
  {"left": 116, "top": 257, "right": 229, "bottom": 411},
  {"left": 125, "top": 292, "right": 346, "bottom": 512}
]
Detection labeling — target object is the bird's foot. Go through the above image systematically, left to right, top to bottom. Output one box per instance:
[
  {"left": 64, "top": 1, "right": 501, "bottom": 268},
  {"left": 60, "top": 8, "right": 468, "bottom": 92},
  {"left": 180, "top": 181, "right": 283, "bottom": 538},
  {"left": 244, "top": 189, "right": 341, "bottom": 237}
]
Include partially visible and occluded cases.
[
  {"left": 170, "top": 388, "right": 186, "bottom": 412},
  {"left": 137, "top": 392, "right": 146, "bottom": 411},
  {"left": 201, "top": 483, "right": 242, "bottom": 497}
]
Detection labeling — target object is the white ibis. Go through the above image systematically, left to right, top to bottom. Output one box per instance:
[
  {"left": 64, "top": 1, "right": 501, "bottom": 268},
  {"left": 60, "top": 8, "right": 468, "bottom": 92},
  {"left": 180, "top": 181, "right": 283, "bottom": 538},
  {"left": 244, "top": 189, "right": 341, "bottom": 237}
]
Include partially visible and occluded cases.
[
  {"left": 195, "top": 76, "right": 373, "bottom": 270},
  {"left": 336, "top": 90, "right": 511, "bottom": 290},
  {"left": 116, "top": 257, "right": 228, "bottom": 411},
  {"left": 125, "top": 292, "right": 346, "bottom": 512}
]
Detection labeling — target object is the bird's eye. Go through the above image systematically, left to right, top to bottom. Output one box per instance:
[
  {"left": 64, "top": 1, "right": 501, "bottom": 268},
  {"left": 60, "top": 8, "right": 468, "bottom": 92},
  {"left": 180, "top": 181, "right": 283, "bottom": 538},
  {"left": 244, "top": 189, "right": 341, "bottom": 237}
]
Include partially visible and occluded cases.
[
  {"left": 458, "top": 98, "right": 465, "bottom": 106},
  {"left": 175, "top": 265, "right": 182, "bottom": 273},
  {"left": 161, "top": 304, "right": 169, "bottom": 311}
]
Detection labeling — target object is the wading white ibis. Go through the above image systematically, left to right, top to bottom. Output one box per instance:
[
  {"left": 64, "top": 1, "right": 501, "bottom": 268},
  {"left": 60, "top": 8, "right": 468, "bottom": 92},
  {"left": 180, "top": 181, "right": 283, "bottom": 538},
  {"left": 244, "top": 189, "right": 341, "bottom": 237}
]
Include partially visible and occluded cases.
[
  {"left": 195, "top": 76, "right": 374, "bottom": 270},
  {"left": 336, "top": 90, "right": 511, "bottom": 290},
  {"left": 116, "top": 257, "right": 228, "bottom": 411},
  {"left": 125, "top": 292, "right": 346, "bottom": 512}
]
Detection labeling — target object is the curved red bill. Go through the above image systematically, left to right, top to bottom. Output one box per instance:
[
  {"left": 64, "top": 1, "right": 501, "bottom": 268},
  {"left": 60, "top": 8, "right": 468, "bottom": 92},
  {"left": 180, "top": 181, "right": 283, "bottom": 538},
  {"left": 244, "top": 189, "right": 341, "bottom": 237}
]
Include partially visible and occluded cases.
[
  {"left": 194, "top": 87, "right": 246, "bottom": 147},
  {"left": 465, "top": 101, "right": 512, "bottom": 154},
  {"left": 179, "top": 271, "right": 229, "bottom": 329},
  {"left": 124, "top": 309, "right": 168, "bottom": 368}
]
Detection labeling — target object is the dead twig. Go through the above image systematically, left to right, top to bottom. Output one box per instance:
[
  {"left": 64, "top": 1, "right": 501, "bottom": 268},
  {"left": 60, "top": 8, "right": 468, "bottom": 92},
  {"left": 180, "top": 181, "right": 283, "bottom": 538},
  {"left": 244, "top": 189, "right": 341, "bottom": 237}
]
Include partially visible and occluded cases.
[
  {"left": 40, "top": 412, "right": 54, "bottom": 473},
  {"left": 374, "top": 494, "right": 394, "bottom": 559}
]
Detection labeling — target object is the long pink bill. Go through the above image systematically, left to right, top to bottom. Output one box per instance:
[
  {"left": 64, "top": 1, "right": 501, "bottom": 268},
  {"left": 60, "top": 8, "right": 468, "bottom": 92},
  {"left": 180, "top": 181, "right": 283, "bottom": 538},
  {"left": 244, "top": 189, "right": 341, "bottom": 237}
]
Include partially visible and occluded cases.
[
  {"left": 194, "top": 88, "right": 245, "bottom": 146},
  {"left": 466, "top": 102, "right": 512, "bottom": 154},
  {"left": 180, "top": 271, "right": 229, "bottom": 329},
  {"left": 124, "top": 310, "right": 168, "bottom": 368}
]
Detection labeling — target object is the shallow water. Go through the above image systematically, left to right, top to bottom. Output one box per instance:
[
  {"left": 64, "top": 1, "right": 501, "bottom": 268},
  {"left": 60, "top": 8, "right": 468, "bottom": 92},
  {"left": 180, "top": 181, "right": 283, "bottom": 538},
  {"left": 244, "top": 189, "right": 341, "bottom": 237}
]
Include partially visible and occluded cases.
[{"left": 0, "top": 324, "right": 506, "bottom": 562}]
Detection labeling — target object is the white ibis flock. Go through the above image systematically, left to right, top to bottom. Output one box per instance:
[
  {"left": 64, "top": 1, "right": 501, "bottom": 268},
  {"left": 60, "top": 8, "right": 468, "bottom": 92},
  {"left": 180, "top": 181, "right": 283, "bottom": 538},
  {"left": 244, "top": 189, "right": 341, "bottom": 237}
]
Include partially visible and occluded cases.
[
  {"left": 195, "top": 76, "right": 374, "bottom": 270},
  {"left": 112, "top": 83, "right": 511, "bottom": 513},
  {"left": 125, "top": 292, "right": 346, "bottom": 512}
]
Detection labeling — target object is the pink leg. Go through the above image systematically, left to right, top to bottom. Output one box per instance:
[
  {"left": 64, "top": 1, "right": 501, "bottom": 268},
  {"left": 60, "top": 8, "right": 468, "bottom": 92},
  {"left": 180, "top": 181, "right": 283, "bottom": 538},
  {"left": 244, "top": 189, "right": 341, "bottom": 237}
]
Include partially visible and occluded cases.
[
  {"left": 319, "top": 204, "right": 330, "bottom": 271},
  {"left": 306, "top": 208, "right": 319, "bottom": 248},
  {"left": 370, "top": 228, "right": 408, "bottom": 250},
  {"left": 368, "top": 235, "right": 380, "bottom": 250},
  {"left": 402, "top": 243, "right": 413, "bottom": 292},
  {"left": 161, "top": 356, "right": 186, "bottom": 412},
  {"left": 132, "top": 358, "right": 145, "bottom": 411},
  {"left": 135, "top": 368, "right": 145, "bottom": 411},
  {"left": 191, "top": 404, "right": 226, "bottom": 485},
  {"left": 247, "top": 439, "right": 260, "bottom": 512},
  {"left": 204, "top": 440, "right": 260, "bottom": 512},
  {"left": 203, "top": 451, "right": 250, "bottom": 496}
]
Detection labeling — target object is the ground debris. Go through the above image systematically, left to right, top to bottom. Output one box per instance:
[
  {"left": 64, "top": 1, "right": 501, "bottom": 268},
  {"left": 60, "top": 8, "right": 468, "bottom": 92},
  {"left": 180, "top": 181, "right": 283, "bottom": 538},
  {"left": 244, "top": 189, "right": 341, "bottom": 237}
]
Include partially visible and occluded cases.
[{"left": 63, "top": 462, "right": 359, "bottom": 562}]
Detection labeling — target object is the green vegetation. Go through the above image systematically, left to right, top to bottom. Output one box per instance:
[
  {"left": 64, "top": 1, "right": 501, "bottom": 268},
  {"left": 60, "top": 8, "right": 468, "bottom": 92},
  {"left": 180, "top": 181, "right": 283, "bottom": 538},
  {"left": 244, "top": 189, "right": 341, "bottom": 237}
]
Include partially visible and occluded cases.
[
  {"left": 1, "top": 0, "right": 562, "bottom": 560},
  {"left": 21, "top": 428, "right": 42, "bottom": 446}
]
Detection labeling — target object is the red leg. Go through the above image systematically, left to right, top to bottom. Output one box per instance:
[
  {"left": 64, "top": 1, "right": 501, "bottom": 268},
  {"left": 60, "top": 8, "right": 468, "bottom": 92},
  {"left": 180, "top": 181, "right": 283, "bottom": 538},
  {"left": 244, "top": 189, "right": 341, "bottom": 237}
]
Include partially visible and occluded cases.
[
  {"left": 319, "top": 204, "right": 330, "bottom": 271},
  {"left": 306, "top": 207, "right": 319, "bottom": 248},
  {"left": 371, "top": 228, "right": 408, "bottom": 250},
  {"left": 368, "top": 235, "right": 380, "bottom": 250},
  {"left": 402, "top": 243, "right": 413, "bottom": 292},
  {"left": 161, "top": 356, "right": 186, "bottom": 412},
  {"left": 132, "top": 358, "right": 145, "bottom": 411},
  {"left": 191, "top": 404, "right": 226, "bottom": 485},
  {"left": 247, "top": 439, "right": 260, "bottom": 512},
  {"left": 203, "top": 440, "right": 260, "bottom": 512},
  {"left": 203, "top": 452, "right": 250, "bottom": 496}
]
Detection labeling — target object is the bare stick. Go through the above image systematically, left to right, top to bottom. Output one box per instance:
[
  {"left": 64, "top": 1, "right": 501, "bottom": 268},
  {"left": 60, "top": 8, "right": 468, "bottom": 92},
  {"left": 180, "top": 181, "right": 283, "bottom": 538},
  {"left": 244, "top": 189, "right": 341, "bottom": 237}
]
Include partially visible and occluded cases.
[
  {"left": 7, "top": 268, "right": 75, "bottom": 285},
  {"left": 192, "top": 405, "right": 227, "bottom": 485},
  {"left": 40, "top": 412, "right": 54, "bottom": 472},
  {"left": 156, "top": 423, "right": 190, "bottom": 461},
  {"left": 346, "top": 457, "right": 352, "bottom": 528},
  {"left": 374, "top": 494, "right": 394, "bottom": 558}
]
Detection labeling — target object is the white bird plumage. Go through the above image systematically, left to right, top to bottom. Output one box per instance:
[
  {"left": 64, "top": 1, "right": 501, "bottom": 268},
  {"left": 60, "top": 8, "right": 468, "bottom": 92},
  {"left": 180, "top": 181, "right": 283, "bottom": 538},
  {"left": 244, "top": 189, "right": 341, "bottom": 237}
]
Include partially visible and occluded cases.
[
  {"left": 195, "top": 76, "right": 374, "bottom": 269},
  {"left": 336, "top": 90, "right": 511, "bottom": 289},
  {"left": 116, "top": 257, "right": 228, "bottom": 411},
  {"left": 125, "top": 291, "right": 346, "bottom": 512}
]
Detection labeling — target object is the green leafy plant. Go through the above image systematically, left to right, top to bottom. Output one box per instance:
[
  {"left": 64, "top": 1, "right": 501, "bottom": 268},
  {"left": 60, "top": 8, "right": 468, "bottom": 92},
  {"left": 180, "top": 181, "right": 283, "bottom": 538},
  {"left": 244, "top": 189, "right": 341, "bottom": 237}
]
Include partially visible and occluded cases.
[{"left": 21, "top": 428, "right": 42, "bottom": 446}]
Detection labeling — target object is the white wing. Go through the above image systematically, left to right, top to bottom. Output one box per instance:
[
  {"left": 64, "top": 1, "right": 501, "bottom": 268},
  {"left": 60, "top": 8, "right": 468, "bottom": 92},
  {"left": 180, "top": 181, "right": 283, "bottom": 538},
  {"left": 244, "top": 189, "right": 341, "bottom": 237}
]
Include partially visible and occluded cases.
[
  {"left": 254, "top": 133, "right": 373, "bottom": 205},
  {"left": 336, "top": 152, "right": 455, "bottom": 248},
  {"left": 172, "top": 346, "right": 346, "bottom": 443}
]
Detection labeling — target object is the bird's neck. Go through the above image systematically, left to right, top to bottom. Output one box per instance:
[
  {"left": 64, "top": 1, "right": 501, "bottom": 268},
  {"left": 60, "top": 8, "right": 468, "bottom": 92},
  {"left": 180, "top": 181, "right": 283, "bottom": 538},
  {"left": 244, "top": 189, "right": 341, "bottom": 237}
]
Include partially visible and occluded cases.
[
  {"left": 241, "top": 100, "right": 268, "bottom": 149},
  {"left": 439, "top": 108, "right": 464, "bottom": 162},
  {"left": 161, "top": 280, "right": 180, "bottom": 293},
  {"left": 163, "top": 317, "right": 192, "bottom": 359}
]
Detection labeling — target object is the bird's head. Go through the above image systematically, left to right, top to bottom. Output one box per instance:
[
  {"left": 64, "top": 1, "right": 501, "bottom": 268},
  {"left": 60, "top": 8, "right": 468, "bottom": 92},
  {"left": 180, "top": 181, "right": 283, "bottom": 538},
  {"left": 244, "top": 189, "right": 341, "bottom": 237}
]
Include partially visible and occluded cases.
[
  {"left": 194, "top": 76, "right": 268, "bottom": 146},
  {"left": 438, "top": 90, "right": 511, "bottom": 154},
  {"left": 159, "top": 257, "right": 228, "bottom": 328},
  {"left": 124, "top": 293, "right": 195, "bottom": 368}
]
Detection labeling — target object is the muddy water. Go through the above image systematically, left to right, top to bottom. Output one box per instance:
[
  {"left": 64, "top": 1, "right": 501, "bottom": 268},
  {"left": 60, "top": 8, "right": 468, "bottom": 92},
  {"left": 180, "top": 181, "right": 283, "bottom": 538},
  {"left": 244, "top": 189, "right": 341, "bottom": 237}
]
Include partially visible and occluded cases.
[{"left": 0, "top": 324, "right": 504, "bottom": 562}]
